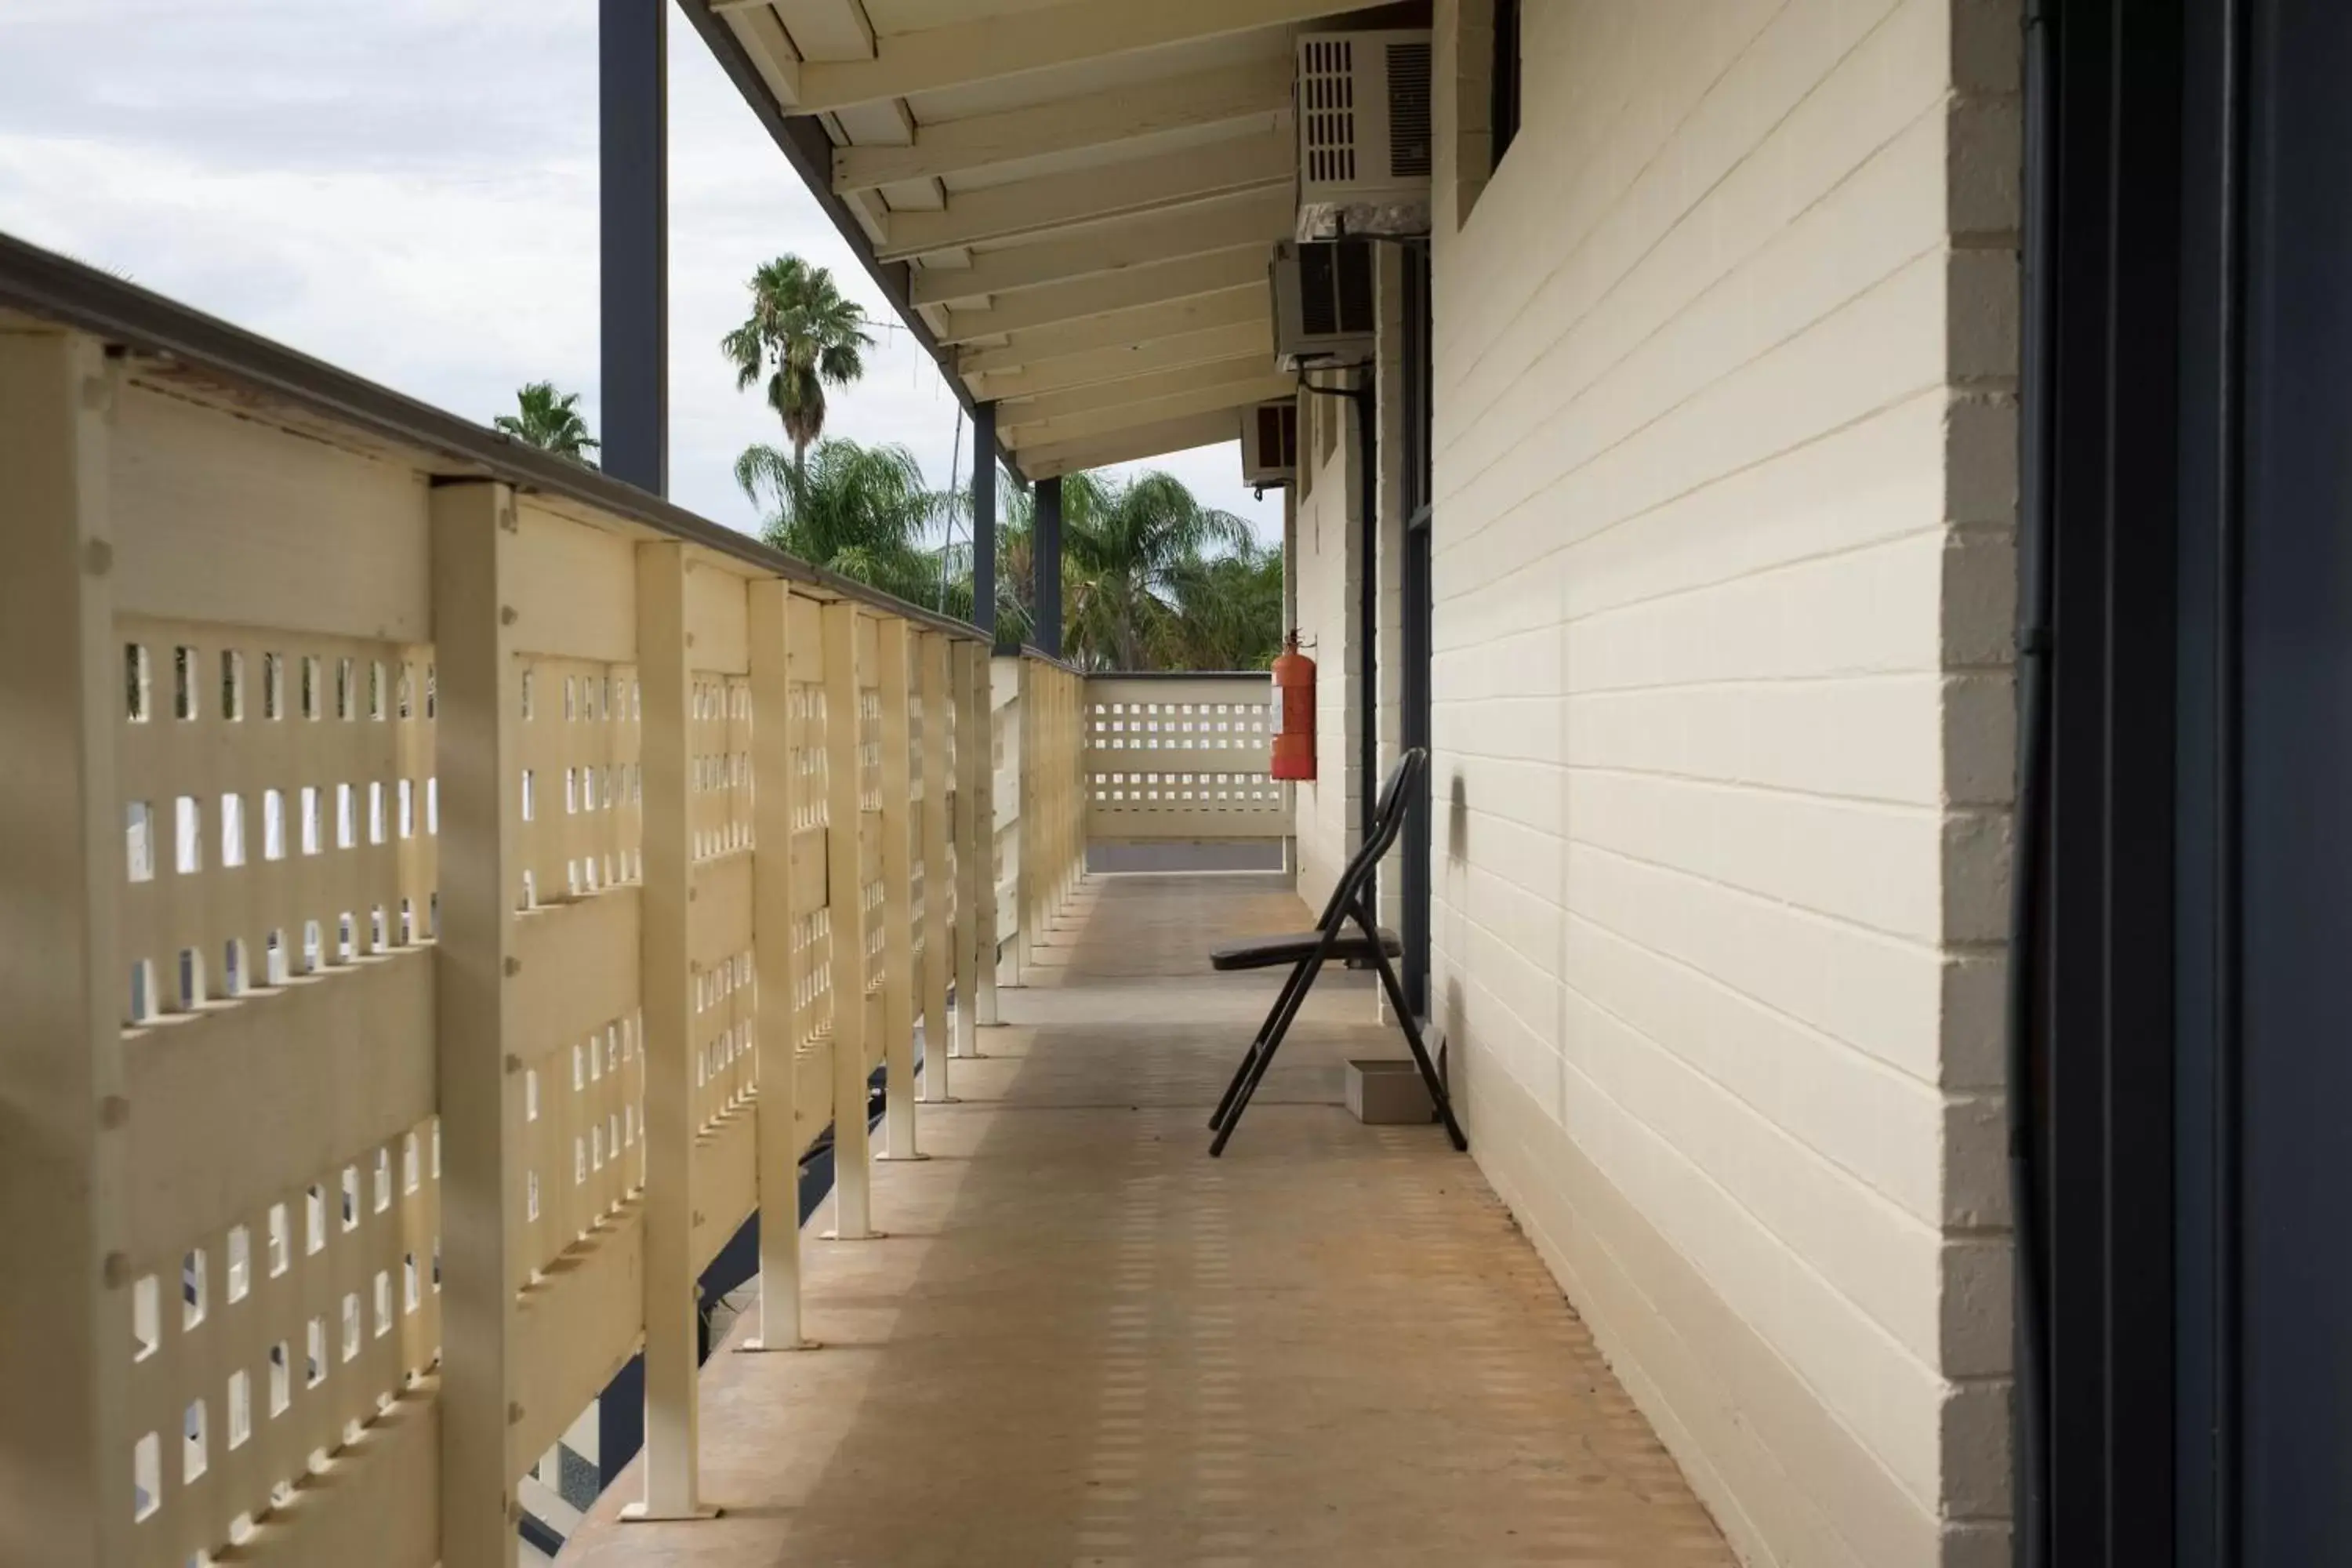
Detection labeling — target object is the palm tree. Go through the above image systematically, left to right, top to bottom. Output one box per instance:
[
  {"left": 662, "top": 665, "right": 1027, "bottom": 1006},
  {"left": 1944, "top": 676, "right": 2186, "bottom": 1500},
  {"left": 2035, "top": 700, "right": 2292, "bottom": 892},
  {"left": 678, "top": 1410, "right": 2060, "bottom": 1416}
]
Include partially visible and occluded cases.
[
  {"left": 720, "top": 256, "right": 876, "bottom": 488},
  {"left": 495, "top": 381, "right": 598, "bottom": 463},
  {"left": 737, "top": 437, "right": 960, "bottom": 611},
  {"left": 1061, "top": 471, "right": 1252, "bottom": 670},
  {"left": 1160, "top": 536, "right": 1286, "bottom": 670}
]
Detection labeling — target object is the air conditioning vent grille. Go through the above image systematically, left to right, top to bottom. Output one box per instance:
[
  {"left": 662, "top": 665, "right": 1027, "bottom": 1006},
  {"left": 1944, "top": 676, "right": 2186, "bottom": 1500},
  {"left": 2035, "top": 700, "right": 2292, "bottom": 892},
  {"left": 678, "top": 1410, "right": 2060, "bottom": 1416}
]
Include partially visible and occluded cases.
[
  {"left": 1293, "top": 29, "right": 1436, "bottom": 243},
  {"left": 1300, "top": 36, "right": 1358, "bottom": 186},
  {"left": 1387, "top": 41, "right": 1433, "bottom": 179},
  {"left": 1272, "top": 239, "right": 1377, "bottom": 369},
  {"left": 1335, "top": 243, "right": 1374, "bottom": 330},
  {"left": 1299, "top": 244, "right": 1338, "bottom": 337},
  {"left": 1243, "top": 401, "right": 1299, "bottom": 485},
  {"left": 1256, "top": 405, "right": 1297, "bottom": 469}
]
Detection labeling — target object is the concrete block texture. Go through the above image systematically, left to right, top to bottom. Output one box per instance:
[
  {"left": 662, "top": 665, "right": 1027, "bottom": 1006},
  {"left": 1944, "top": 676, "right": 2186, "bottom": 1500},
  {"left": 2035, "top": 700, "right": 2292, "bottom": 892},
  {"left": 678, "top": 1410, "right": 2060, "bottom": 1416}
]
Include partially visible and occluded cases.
[
  {"left": 1402, "top": 1, "right": 2016, "bottom": 1563},
  {"left": 1291, "top": 373, "right": 1367, "bottom": 915}
]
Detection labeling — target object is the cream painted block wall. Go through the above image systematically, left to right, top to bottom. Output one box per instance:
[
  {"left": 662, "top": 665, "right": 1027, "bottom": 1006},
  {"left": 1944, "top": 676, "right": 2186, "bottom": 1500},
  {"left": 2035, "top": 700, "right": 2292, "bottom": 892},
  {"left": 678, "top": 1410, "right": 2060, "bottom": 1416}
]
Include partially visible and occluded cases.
[
  {"left": 1421, "top": 2, "right": 2020, "bottom": 1566},
  {"left": 1290, "top": 382, "right": 1365, "bottom": 915}
]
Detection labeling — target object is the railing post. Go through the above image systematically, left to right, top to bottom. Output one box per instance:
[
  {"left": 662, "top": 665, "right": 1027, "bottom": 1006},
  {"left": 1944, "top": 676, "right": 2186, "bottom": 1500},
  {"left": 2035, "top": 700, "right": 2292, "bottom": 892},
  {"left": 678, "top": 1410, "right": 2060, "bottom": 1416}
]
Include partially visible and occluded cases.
[
  {"left": 0, "top": 330, "right": 131, "bottom": 1568},
  {"left": 429, "top": 479, "right": 528, "bottom": 1563},
  {"left": 624, "top": 541, "right": 714, "bottom": 1521},
  {"left": 744, "top": 580, "right": 811, "bottom": 1350},
  {"left": 819, "top": 603, "right": 879, "bottom": 1238},
  {"left": 873, "top": 619, "right": 922, "bottom": 1162},
  {"left": 918, "top": 633, "right": 956, "bottom": 1099},
  {"left": 950, "top": 642, "right": 985, "bottom": 1058},
  {"left": 976, "top": 653, "right": 1003, "bottom": 1027},
  {"left": 1014, "top": 658, "right": 1036, "bottom": 983},
  {"left": 1058, "top": 672, "right": 1080, "bottom": 912}
]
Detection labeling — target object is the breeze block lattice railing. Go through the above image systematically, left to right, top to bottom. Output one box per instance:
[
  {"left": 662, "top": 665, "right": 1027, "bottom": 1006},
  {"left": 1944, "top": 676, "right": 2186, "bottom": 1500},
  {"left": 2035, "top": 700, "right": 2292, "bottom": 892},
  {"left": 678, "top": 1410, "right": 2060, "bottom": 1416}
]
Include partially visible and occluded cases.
[
  {"left": 0, "top": 256, "right": 1087, "bottom": 1568},
  {"left": 1081, "top": 672, "right": 1286, "bottom": 845}
]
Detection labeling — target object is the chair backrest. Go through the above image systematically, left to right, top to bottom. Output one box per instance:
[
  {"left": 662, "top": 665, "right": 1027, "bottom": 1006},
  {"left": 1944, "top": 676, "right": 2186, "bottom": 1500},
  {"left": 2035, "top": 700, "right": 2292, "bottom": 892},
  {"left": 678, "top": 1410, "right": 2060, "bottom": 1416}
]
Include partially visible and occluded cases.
[{"left": 1310, "top": 746, "right": 1428, "bottom": 931}]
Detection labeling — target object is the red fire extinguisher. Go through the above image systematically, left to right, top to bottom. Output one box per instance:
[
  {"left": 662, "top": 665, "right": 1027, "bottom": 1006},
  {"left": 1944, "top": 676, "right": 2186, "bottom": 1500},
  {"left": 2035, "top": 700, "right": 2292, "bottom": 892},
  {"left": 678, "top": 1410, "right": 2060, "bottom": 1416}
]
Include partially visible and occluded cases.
[{"left": 1271, "top": 630, "right": 1316, "bottom": 781}]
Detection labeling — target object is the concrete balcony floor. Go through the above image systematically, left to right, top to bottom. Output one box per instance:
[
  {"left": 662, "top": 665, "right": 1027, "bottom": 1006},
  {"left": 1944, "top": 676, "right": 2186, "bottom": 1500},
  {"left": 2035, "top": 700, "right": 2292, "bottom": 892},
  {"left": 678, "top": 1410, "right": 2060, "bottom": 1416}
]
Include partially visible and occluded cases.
[{"left": 564, "top": 873, "right": 1733, "bottom": 1567}]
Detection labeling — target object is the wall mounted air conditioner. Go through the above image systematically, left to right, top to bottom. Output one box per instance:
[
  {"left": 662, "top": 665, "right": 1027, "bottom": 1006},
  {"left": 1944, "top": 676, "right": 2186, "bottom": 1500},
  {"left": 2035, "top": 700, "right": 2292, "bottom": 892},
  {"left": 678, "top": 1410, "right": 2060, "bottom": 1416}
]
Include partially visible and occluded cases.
[
  {"left": 1294, "top": 29, "right": 1434, "bottom": 241},
  {"left": 1270, "top": 238, "right": 1377, "bottom": 370},
  {"left": 1241, "top": 401, "right": 1300, "bottom": 488}
]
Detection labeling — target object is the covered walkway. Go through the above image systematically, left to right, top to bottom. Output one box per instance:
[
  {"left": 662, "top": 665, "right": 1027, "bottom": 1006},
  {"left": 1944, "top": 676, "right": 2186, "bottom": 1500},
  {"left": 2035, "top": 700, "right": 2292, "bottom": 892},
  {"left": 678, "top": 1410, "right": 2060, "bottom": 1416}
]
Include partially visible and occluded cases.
[{"left": 564, "top": 874, "right": 1731, "bottom": 1567}]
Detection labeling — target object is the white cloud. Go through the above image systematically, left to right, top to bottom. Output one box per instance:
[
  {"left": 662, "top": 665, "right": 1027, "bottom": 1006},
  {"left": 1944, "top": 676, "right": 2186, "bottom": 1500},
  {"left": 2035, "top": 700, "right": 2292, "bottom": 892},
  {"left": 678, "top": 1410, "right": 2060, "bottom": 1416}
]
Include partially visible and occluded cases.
[{"left": 0, "top": 0, "right": 1282, "bottom": 544}]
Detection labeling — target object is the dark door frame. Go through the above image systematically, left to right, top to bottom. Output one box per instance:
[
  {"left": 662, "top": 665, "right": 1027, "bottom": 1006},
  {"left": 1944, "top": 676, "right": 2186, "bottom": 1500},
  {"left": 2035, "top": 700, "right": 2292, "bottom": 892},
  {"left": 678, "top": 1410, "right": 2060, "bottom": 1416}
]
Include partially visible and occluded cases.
[
  {"left": 2031, "top": 1, "right": 2352, "bottom": 1563},
  {"left": 2027, "top": 2, "right": 2188, "bottom": 1560},
  {"left": 1399, "top": 245, "right": 1435, "bottom": 1017}
]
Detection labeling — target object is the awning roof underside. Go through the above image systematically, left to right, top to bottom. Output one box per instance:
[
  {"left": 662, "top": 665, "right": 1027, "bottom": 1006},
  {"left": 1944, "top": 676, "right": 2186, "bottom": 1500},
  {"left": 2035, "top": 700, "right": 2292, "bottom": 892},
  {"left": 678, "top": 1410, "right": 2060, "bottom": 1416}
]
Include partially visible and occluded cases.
[{"left": 696, "top": 0, "right": 1403, "bottom": 479}]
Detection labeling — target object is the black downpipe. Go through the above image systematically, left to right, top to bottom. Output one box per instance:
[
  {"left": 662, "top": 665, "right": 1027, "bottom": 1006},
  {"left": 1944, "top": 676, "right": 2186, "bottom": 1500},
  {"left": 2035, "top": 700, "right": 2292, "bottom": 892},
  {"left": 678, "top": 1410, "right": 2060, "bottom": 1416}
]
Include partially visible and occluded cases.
[
  {"left": 2210, "top": 0, "right": 2251, "bottom": 1551},
  {"left": 2012, "top": 2, "right": 2056, "bottom": 1565}
]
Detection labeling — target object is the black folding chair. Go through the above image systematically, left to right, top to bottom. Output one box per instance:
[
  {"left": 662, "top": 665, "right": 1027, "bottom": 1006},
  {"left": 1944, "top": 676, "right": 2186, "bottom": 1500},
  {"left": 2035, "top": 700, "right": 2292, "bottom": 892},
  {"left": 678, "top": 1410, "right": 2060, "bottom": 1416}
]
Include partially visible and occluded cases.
[{"left": 1206, "top": 747, "right": 1468, "bottom": 1157}]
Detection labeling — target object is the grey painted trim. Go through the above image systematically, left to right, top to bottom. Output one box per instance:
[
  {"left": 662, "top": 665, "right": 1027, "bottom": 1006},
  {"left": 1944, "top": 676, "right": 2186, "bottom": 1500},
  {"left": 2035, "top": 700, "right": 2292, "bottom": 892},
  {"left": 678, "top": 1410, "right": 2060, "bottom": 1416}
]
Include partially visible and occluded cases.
[
  {"left": 600, "top": 0, "right": 670, "bottom": 494},
  {"left": 677, "top": 0, "right": 1031, "bottom": 485},
  {"left": 0, "top": 230, "right": 990, "bottom": 645},
  {"left": 973, "top": 401, "right": 1000, "bottom": 639},
  {"left": 1033, "top": 474, "right": 1063, "bottom": 659},
  {"left": 993, "top": 644, "right": 1088, "bottom": 677},
  {"left": 1077, "top": 669, "right": 1269, "bottom": 681}
]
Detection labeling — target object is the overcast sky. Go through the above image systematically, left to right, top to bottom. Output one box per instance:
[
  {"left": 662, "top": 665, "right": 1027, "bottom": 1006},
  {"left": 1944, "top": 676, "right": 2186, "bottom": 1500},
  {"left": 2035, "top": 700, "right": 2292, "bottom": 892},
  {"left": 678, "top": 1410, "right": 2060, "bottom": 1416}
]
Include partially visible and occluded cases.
[{"left": 0, "top": 0, "right": 1281, "bottom": 543}]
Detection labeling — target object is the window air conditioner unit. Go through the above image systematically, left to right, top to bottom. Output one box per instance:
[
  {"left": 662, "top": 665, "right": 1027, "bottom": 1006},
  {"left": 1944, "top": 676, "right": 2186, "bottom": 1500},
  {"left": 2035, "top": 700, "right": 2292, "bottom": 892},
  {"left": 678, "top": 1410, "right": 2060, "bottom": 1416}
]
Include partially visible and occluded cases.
[
  {"left": 1294, "top": 29, "right": 1434, "bottom": 241},
  {"left": 1271, "top": 238, "right": 1377, "bottom": 370},
  {"left": 1241, "top": 401, "right": 1300, "bottom": 488}
]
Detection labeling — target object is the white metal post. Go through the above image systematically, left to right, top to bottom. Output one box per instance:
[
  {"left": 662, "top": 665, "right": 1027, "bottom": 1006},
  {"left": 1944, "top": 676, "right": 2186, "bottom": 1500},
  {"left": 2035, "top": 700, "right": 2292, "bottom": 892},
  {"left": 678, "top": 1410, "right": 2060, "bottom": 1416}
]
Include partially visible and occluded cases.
[
  {"left": 430, "top": 480, "right": 533, "bottom": 1558},
  {"left": 622, "top": 541, "right": 715, "bottom": 1521},
  {"left": 744, "top": 580, "right": 811, "bottom": 1351},
  {"left": 820, "top": 603, "right": 878, "bottom": 1238},
  {"left": 873, "top": 620, "right": 922, "bottom": 1162},
  {"left": 917, "top": 635, "right": 956, "bottom": 1091},
  {"left": 978, "top": 655, "right": 1007, "bottom": 1021},
  {"left": 1014, "top": 659, "right": 1036, "bottom": 985}
]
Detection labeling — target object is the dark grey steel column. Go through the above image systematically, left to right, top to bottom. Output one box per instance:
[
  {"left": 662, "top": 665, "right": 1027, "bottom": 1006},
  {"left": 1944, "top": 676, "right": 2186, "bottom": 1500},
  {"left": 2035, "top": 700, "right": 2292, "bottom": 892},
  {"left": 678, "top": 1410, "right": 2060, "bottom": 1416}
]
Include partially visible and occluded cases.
[
  {"left": 600, "top": 0, "right": 668, "bottom": 494},
  {"left": 971, "top": 402, "right": 998, "bottom": 641},
  {"left": 1033, "top": 475, "right": 1063, "bottom": 659}
]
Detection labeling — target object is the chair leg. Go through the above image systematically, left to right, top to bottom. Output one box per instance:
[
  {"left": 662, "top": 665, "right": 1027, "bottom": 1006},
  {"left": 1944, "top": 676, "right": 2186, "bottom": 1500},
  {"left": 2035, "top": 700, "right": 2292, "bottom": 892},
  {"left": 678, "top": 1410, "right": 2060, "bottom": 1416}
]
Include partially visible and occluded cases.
[
  {"left": 1368, "top": 946, "right": 1468, "bottom": 1152},
  {"left": 1209, "top": 950, "right": 1331, "bottom": 1157},
  {"left": 1208, "top": 959, "right": 1312, "bottom": 1131},
  {"left": 1207, "top": 1041, "right": 1261, "bottom": 1132}
]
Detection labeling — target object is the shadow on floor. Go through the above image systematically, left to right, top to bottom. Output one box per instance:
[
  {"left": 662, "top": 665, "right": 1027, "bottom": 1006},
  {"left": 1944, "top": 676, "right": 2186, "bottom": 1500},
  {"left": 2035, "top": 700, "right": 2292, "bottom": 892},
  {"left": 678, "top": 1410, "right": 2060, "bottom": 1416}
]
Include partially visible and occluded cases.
[{"left": 562, "top": 874, "right": 1732, "bottom": 1568}]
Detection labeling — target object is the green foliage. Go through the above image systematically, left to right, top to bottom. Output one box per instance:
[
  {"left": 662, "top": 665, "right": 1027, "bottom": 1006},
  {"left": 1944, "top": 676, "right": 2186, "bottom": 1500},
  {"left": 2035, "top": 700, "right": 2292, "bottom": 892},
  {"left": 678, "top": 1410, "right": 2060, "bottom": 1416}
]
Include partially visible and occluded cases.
[
  {"left": 720, "top": 256, "right": 875, "bottom": 482},
  {"left": 712, "top": 258, "right": 1279, "bottom": 666},
  {"left": 494, "top": 381, "right": 598, "bottom": 463},
  {"left": 738, "top": 437, "right": 964, "bottom": 614},
  {"left": 999, "top": 469, "right": 1276, "bottom": 671},
  {"left": 1160, "top": 536, "right": 1287, "bottom": 670}
]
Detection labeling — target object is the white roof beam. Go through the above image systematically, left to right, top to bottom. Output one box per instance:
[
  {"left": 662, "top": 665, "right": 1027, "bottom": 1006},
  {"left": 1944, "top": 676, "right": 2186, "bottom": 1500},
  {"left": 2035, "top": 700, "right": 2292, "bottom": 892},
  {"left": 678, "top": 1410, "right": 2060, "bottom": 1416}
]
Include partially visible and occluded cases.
[
  {"left": 757, "top": 0, "right": 874, "bottom": 61},
  {"left": 792, "top": 0, "right": 1359, "bottom": 113},
  {"left": 717, "top": 5, "right": 805, "bottom": 107},
  {"left": 831, "top": 59, "right": 1292, "bottom": 193},
  {"left": 875, "top": 132, "right": 1291, "bottom": 261},
  {"left": 909, "top": 188, "right": 1290, "bottom": 307},
  {"left": 933, "top": 249, "right": 1268, "bottom": 343},
  {"left": 956, "top": 290, "right": 1265, "bottom": 376},
  {"left": 970, "top": 319, "right": 1273, "bottom": 401},
  {"left": 1003, "top": 354, "right": 1290, "bottom": 424},
  {"left": 1001, "top": 368, "right": 1298, "bottom": 446},
  {"left": 1004, "top": 379, "right": 1297, "bottom": 448},
  {"left": 1014, "top": 409, "right": 1247, "bottom": 479}
]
